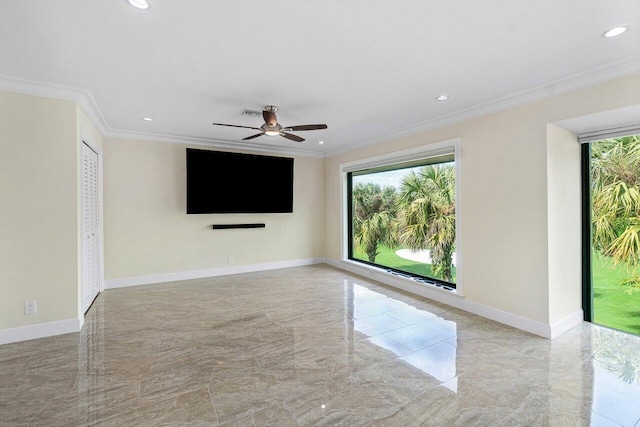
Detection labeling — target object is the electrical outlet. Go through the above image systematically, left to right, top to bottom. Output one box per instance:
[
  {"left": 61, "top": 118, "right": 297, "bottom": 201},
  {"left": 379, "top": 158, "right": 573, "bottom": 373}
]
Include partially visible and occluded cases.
[
  {"left": 227, "top": 256, "right": 233, "bottom": 264},
  {"left": 25, "top": 301, "right": 37, "bottom": 315}
]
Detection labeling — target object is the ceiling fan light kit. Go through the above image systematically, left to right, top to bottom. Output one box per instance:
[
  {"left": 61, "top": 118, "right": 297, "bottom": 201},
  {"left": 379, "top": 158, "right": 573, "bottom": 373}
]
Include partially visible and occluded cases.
[
  {"left": 126, "top": 0, "right": 149, "bottom": 10},
  {"left": 212, "top": 105, "right": 327, "bottom": 143}
]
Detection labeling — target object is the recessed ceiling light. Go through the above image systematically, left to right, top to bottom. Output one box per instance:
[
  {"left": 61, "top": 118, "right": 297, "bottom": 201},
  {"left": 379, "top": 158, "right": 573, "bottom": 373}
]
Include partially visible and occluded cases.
[
  {"left": 127, "top": 0, "right": 149, "bottom": 10},
  {"left": 602, "top": 25, "right": 630, "bottom": 38},
  {"left": 436, "top": 95, "right": 449, "bottom": 101},
  {"left": 142, "top": 117, "right": 153, "bottom": 121},
  {"left": 318, "top": 141, "right": 325, "bottom": 145}
]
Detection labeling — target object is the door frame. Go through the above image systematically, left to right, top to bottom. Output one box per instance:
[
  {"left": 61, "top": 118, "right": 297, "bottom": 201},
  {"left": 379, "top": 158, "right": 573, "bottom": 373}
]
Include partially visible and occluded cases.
[
  {"left": 80, "top": 129, "right": 104, "bottom": 314},
  {"left": 581, "top": 142, "right": 593, "bottom": 322}
]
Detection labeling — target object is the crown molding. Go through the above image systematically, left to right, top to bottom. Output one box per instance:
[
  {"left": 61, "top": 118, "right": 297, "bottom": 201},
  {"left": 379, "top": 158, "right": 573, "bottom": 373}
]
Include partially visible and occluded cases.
[
  {"left": 4, "top": 54, "right": 640, "bottom": 160},
  {"left": 324, "top": 55, "right": 640, "bottom": 157},
  {"left": 0, "top": 73, "right": 86, "bottom": 101},
  {"left": 0, "top": 74, "right": 109, "bottom": 135},
  {"left": 0, "top": 74, "right": 324, "bottom": 158},
  {"left": 77, "top": 90, "right": 109, "bottom": 135},
  {"left": 104, "top": 128, "right": 325, "bottom": 158}
]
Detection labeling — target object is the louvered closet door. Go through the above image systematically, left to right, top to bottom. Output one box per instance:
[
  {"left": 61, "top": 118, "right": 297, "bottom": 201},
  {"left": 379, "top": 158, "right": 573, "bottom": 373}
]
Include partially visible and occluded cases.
[{"left": 82, "top": 143, "right": 101, "bottom": 313}]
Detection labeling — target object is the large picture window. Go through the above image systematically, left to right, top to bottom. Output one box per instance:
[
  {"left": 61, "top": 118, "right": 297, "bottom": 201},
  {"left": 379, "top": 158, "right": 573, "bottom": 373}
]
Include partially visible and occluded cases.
[{"left": 344, "top": 142, "right": 458, "bottom": 289}]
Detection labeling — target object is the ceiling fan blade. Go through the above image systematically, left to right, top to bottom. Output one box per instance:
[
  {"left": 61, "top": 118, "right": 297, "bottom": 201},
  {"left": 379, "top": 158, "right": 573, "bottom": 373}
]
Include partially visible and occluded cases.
[
  {"left": 263, "top": 110, "right": 278, "bottom": 127},
  {"left": 212, "top": 123, "right": 262, "bottom": 131},
  {"left": 283, "top": 124, "right": 328, "bottom": 131},
  {"left": 279, "top": 132, "right": 304, "bottom": 142},
  {"left": 242, "top": 133, "right": 264, "bottom": 140}
]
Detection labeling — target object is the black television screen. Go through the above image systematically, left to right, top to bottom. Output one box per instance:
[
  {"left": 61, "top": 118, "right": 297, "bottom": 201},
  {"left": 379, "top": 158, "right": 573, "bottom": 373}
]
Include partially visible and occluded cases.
[{"left": 186, "top": 148, "right": 294, "bottom": 214}]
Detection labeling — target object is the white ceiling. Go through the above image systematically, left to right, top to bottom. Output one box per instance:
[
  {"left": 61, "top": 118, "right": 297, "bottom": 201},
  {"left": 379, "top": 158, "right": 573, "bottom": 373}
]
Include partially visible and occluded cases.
[{"left": 1, "top": 0, "right": 639, "bottom": 157}]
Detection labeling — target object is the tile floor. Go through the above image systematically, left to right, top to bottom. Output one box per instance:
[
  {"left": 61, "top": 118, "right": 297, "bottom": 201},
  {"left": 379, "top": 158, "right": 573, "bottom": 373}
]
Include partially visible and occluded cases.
[{"left": 1, "top": 264, "right": 640, "bottom": 426}]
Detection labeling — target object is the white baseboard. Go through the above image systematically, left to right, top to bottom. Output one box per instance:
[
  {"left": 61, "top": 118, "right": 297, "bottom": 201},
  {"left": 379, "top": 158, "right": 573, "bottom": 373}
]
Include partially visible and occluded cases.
[
  {"left": 326, "top": 257, "right": 565, "bottom": 339},
  {"left": 105, "top": 258, "right": 325, "bottom": 289},
  {"left": 10, "top": 259, "right": 577, "bottom": 345},
  {"left": 549, "top": 309, "right": 584, "bottom": 339},
  {"left": 0, "top": 316, "right": 84, "bottom": 346}
]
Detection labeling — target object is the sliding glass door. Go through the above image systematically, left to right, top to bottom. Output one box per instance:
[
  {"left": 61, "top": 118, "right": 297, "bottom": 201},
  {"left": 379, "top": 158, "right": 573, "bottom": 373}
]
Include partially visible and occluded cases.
[{"left": 583, "top": 134, "right": 640, "bottom": 335}]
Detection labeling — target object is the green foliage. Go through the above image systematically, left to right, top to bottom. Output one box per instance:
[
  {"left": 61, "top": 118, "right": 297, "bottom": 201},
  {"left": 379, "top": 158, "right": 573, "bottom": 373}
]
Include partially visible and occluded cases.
[
  {"left": 591, "top": 135, "right": 640, "bottom": 292},
  {"left": 351, "top": 163, "right": 457, "bottom": 283},
  {"left": 397, "top": 164, "right": 456, "bottom": 282},
  {"left": 352, "top": 182, "right": 398, "bottom": 263},
  {"left": 619, "top": 275, "right": 640, "bottom": 295}
]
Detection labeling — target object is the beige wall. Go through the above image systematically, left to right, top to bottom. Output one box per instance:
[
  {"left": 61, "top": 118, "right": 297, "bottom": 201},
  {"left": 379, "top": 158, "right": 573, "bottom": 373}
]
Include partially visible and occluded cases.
[
  {"left": 325, "top": 74, "right": 640, "bottom": 326},
  {"left": 0, "top": 91, "right": 79, "bottom": 329},
  {"left": 546, "top": 124, "right": 582, "bottom": 323},
  {"left": 103, "top": 138, "right": 325, "bottom": 280}
]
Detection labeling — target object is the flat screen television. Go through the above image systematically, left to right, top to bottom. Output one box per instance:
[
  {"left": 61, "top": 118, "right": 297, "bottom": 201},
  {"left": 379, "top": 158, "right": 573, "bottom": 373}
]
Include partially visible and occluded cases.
[{"left": 186, "top": 148, "right": 294, "bottom": 214}]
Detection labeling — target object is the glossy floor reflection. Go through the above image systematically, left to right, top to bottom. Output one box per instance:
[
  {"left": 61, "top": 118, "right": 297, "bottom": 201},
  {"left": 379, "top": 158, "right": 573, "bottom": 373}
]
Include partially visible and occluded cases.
[{"left": 1, "top": 264, "right": 640, "bottom": 426}]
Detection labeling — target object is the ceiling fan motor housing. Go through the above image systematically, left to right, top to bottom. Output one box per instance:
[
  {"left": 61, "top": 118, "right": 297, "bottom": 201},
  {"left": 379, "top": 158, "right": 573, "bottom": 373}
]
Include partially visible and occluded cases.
[{"left": 211, "top": 104, "right": 326, "bottom": 143}]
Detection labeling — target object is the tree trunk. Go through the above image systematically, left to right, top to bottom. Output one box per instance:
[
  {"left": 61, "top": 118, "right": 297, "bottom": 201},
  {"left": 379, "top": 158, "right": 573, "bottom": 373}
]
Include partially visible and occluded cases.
[{"left": 366, "top": 243, "right": 378, "bottom": 263}]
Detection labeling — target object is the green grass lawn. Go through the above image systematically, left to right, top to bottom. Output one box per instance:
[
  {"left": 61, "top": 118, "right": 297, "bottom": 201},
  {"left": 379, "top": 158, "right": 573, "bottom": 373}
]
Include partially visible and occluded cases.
[
  {"left": 353, "top": 245, "right": 456, "bottom": 283},
  {"left": 592, "top": 251, "right": 640, "bottom": 335}
]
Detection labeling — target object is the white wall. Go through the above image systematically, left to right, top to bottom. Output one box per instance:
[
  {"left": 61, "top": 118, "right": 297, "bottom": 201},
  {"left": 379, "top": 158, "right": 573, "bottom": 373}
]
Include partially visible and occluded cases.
[
  {"left": 324, "top": 74, "right": 640, "bottom": 330},
  {"left": 0, "top": 91, "right": 79, "bottom": 330},
  {"left": 103, "top": 138, "right": 326, "bottom": 282}
]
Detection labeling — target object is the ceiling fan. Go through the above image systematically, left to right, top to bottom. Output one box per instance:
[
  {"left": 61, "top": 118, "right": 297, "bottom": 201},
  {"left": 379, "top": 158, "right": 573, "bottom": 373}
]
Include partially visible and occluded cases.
[{"left": 212, "top": 105, "right": 327, "bottom": 142}]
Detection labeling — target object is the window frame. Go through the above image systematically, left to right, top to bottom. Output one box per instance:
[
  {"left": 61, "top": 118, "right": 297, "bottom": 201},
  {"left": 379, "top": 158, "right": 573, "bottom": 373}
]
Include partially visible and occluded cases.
[
  {"left": 580, "top": 132, "right": 640, "bottom": 326},
  {"left": 340, "top": 138, "right": 462, "bottom": 294}
]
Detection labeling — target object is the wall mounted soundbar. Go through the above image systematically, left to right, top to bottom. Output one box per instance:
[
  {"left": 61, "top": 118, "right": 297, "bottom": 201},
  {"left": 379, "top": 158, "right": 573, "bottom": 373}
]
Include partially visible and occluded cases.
[{"left": 211, "top": 223, "right": 266, "bottom": 230}]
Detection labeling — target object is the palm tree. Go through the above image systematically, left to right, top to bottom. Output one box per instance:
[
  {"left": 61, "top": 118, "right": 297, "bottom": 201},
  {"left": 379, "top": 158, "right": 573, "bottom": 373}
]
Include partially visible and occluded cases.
[
  {"left": 591, "top": 135, "right": 640, "bottom": 292},
  {"left": 397, "top": 163, "right": 456, "bottom": 282},
  {"left": 352, "top": 182, "right": 398, "bottom": 263}
]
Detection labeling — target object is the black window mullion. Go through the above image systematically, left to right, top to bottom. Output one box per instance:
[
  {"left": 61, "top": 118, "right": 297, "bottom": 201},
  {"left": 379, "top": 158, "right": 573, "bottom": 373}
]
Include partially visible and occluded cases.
[
  {"left": 581, "top": 143, "right": 593, "bottom": 322},
  {"left": 347, "top": 172, "right": 354, "bottom": 260}
]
